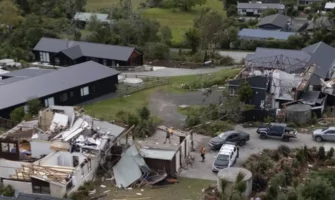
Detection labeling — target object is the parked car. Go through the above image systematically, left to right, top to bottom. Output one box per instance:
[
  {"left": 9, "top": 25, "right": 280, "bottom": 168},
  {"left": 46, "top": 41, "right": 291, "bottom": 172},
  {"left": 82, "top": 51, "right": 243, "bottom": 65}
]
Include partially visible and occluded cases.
[
  {"left": 256, "top": 123, "right": 297, "bottom": 142},
  {"left": 313, "top": 127, "right": 335, "bottom": 142},
  {"left": 209, "top": 130, "right": 250, "bottom": 150},
  {"left": 212, "top": 143, "right": 239, "bottom": 172}
]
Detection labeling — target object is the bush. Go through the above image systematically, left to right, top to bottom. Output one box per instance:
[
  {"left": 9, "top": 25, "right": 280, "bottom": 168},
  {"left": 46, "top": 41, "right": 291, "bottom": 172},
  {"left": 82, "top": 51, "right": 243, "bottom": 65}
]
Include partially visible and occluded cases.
[
  {"left": 144, "top": 42, "right": 170, "bottom": 60},
  {"left": 10, "top": 107, "right": 25, "bottom": 122},
  {"left": 264, "top": 116, "right": 273, "bottom": 123},
  {"left": 198, "top": 120, "right": 233, "bottom": 136},
  {"left": 278, "top": 145, "right": 291, "bottom": 157},
  {"left": 318, "top": 146, "right": 326, "bottom": 160},
  {"left": 327, "top": 147, "right": 334, "bottom": 159},
  {"left": 324, "top": 159, "right": 335, "bottom": 166},
  {"left": 252, "top": 173, "right": 268, "bottom": 192},
  {"left": 0, "top": 185, "right": 15, "bottom": 197}
]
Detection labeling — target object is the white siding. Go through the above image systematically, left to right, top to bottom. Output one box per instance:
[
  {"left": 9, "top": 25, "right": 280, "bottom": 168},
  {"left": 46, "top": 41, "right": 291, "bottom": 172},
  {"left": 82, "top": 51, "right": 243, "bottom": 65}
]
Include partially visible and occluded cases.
[
  {"left": 30, "top": 140, "right": 53, "bottom": 159},
  {"left": 3, "top": 180, "right": 32, "bottom": 194}
]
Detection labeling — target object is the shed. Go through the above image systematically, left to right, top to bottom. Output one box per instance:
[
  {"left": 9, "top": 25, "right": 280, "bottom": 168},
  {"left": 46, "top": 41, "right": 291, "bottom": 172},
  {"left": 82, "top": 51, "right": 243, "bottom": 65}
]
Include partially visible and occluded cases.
[{"left": 140, "top": 148, "right": 177, "bottom": 175}]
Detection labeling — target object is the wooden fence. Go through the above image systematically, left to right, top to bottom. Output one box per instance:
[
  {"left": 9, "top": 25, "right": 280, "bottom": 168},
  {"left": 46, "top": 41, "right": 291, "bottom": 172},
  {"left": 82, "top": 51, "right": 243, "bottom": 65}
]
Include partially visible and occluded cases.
[{"left": 0, "top": 117, "right": 18, "bottom": 129}]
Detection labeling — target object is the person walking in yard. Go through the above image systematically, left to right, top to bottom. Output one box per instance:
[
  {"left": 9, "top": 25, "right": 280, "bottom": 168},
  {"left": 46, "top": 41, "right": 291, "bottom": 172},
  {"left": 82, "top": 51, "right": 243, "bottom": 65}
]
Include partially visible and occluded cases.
[
  {"left": 164, "top": 127, "right": 173, "bottom": 144},
  {"left": 200, "top": 146, "right": 206, "bottom": 162}
]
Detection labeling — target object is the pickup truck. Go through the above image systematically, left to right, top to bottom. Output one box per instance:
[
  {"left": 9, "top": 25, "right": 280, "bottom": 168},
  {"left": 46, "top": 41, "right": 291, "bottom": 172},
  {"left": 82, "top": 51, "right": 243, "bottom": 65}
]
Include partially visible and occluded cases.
[{"left": 256, "top": 123, "right": 297, "bottom": 142}]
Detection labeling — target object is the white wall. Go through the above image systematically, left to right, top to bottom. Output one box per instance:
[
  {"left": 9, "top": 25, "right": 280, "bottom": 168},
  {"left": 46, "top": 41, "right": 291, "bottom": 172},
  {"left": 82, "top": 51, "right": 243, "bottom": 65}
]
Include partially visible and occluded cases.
[
  {"left": 30, "top": 140, "right": 53, "bottom": 158},
  {"left": 37, "top": 151, "right": 86, "bottom": 167},
  {"left": 175, "top": 151, "right": 180, "bottom": 173},
  {"left": 0, "top": 159, "right": 29, "bottom": 178},
  {"left": 3, "top": 180, "right": 32, "bottom": 194},
  {"left": 50, "top": 182, "right": 67, "bottom": 198}
]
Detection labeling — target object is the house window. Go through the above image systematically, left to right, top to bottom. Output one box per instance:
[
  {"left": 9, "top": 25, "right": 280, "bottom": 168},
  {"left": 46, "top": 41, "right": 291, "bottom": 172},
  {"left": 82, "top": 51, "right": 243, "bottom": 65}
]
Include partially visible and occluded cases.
[
  {"left": 242, "top": 9, "right": 246, "bottom": 12},
  {"left": 258, "top": 9, "right": 262, "bottom": 13},
  {"left": 39, "top": 52, "right": 50, "bottom": 63},
  {"left": 55, "top": 57, "right": 60, "bottom": 65},
  {"left": 103, "top": 59, "right": 107, "bottom": 66},
  {"left": 112, "top": 60, "right": 115, "bottom": 66},
  {"left": 80, "top": 86, "right": 89, "bottom": 96},
  {"left": 229, "top": 88, "right": 237, "bottom": 96},
  {"left": 70, "top": 91, "right": 74, "bottom": 97},
  {"left": 60, "top": 93, "right": 68, "bottom": 102},
  {"left": 44, "top": 97, "right": 55, "bottom": 107},
  {"left": 1, "top": 143, "right": 8, "bottom": 152},
  {"left": 9, "top": 143, "right": 17, "bottom": 153},
  {"left": 32, "top": 178, "right": 50, "bottom": 194}
]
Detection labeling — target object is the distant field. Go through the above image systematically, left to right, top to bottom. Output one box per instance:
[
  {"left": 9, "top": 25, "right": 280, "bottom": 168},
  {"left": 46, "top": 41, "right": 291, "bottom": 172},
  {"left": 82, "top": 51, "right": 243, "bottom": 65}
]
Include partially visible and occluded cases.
[{"left": 86, "top": 0, "right": 225, "bottom": 43}]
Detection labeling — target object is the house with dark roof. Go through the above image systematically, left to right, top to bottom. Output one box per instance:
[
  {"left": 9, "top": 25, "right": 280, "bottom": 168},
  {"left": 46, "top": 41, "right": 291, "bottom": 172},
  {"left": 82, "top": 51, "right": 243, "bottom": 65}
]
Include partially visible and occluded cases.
[
  {"left": 237, "top": 3, "right": 285, "bottom": 16},
  {"left": 257, "top": 14, "right": 291, "bottom": 31},
  {"left": 305, "top": 17, "right": 332, "bottom": 32},
  {"left": 238, "top": 28, "right": 295, "bottom": 41},
  {"left": 33, "top": 38, "right": 143, "bottom": 67},
  {"left": 245, "top": 41, "right": 335, "bottom": 90},
  {"left": 0, "top": 61, "right": 119, "bottom": 118}
]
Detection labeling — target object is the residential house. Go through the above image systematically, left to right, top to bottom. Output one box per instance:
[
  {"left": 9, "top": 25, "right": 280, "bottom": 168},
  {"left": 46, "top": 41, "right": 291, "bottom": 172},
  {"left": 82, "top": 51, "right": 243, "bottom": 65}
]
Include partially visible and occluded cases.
[
  {"left": 298, "top": 0, "right": 322, "bottom": 5},
  {"left": 325, "top": 2, "right": 335, "bottom": 11},
  {"left": 237, "top": 3, "right": 285, "bottom": 16},
  {"left": 73, "top": 12, "right": 112, "bottom": 28},
  {"left": 257, "top": 14, "right": 291, "bottom": 31},
  {"left": 305, "top": 17, "right": 332, "bottom": 33},
  {"left": 238, "top": 28, "right": 295, "bottom": 41},
  {"left": 33, "top": 38, "right": 143, "bottom": 67},
  {"left": 245, "top": 42, "right": 335, "bottom": 90},
  {"left": 0, "top": 61, "right": 119, "bottom": 118},
  {"left": 228, "top": 76, "right": 270, "bottom": 109},
  {"left": 0, "top": 106, "right": 126, "bottom": 198},
  {"left": 0, "top": 193, "right": 70, "bottom": 200}
]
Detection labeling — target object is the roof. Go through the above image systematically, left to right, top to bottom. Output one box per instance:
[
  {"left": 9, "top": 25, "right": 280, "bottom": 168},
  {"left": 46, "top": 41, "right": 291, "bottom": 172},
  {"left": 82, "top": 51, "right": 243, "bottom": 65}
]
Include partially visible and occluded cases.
[
  {"left": 237, "top": 2, "right": 285, "bottom": 9},
  {"left": 325, "top": 2, "right": 335, "bottom": 9},
  {"left": 73, "top": 12, "right": 110, "bottom": 23},
  {"left": 257, "top": 14, "right": 290, "bottom": 29},
  {"left": 306, "top": 17, "right": 332, "bottom": 31},
  {"left": 238, "top": 28, "right": 295, "bottom": 40},
  {"left": 33, "top": 37, "right": 137, "bottom": 62},
  {"left": 302, "top": 42, "right": 335, "bottom": 85},
  {"left": 0, "top": 61, "right": 120, "bottom": 110},
  {"left": 1, "top": 68, "right": 55, "bottom": 78},
  {"left": 229, "top": 75, "right": 269, "bottom": 89},
  {"left": 299, "top": 91, "right": 321, "bottom": 104},
  {"left": 92, "top": 120, "right": 125, "bottom": 138},
  {"left": 139, "top": 148, "right": 176, "bottom": 160},
  {"left": 113, "top": 155, "right": 142, "bottom": 188},
  {"left": 16, "top": 193, "right": 70, "bottom": 200},
  {"left": 0, "top": 196, "right": 13, "bottom": 200}
]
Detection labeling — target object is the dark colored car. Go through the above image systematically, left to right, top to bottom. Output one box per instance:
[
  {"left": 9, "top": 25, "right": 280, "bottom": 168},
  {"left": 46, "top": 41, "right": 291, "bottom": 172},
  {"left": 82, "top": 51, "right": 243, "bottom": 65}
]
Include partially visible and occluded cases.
[
  {"left": 256, "top": 123, "right": 297, "bottom": 142},
  {"left": 209, "top": 130, "right": 250, "bottom": 150}
]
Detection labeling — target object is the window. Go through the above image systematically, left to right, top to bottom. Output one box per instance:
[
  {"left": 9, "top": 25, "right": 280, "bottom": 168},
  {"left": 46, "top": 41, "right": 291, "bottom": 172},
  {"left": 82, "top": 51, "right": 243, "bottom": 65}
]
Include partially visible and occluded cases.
[
  {"left": 242, "top": 9, "right": 246, "bottom": 12},
  {"left": 258, "top": 9, "right": 262, "bottom": 13},
  {"left": 39, "top": 52, "right": 50, "bottom": 63},
  {"left": 55, "top": 57, "right": 60, "bottom": 65},
  {"left": 103, "top": 59, "right": 107, "bottom": 66},
  {"left": 112, "top": 60, "right": 116, "bottom": 66},
  {"left": 80, "top": 86, "right": 89, "bottom": 96},
  {"left": 229, "top": 88, "right": 236, "bottom": 96},
  {"left": 70, "top": 91, "right": 74, "bottom": 97},
  {"left": 60, "top": 93, "right": 68, "bottom": 102},
  {"left": 44, "top": 97, "right": 55, "bottom": 107},
  {"left": 1, "top": 143, "right": 8, "bottom": 152},
  {"left": 9, "top": 143, "right": 17, "bottom": 153},
  {"left": 73, "top": 156, "right": 79, "bottom": 167},
  {"left": 32, "top": 178, "right": 50, "bottom": 194}
]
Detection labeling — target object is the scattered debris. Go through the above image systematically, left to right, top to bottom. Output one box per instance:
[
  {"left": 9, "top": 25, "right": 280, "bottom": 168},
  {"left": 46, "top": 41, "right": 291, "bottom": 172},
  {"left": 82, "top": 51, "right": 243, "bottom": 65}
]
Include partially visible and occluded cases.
[
  {"left": 100, "top": 185, "right": 106, "bottom": 188},
  {"left": 103, "top": 190, "right": 110, "bottom": 194},
  {"left": 136, "top": 193, "right": 142, "bottom": 196}
]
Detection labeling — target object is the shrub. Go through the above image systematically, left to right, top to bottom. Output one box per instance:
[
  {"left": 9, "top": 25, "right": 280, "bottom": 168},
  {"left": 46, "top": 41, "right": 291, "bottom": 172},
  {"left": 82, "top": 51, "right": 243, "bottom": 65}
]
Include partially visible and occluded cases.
[
  {"left": 26, "top": 98, "right": 41, "bottom": 115},
  {"left": 138, "top": 106, "right": 150, "bottom": 120},
  {"left": 10, "top": 107, "right": 25, "bottom": 122},
  {"left": 127, "top": 113, "right": 139, "bottom": 126},
  {"left": 264, "top": 116, "right": 273, "bottom": 123},
  {"left": 278, "top": 145, "right": 291, "bottom": 157},
  {"left": 318, "top": 146, "right": 326, "bottom": 160},
  {"left": 327, "top": 147, "right": 334, "bottom": 159},
  {"left": 324, "top": 159, "right": 335, "bottom": 166},
  {"left": 252, "top": 173, "right": 268, "bottom": 192},
  {"left": 0, "top": 185, "right": 15, "bottom": 197}
]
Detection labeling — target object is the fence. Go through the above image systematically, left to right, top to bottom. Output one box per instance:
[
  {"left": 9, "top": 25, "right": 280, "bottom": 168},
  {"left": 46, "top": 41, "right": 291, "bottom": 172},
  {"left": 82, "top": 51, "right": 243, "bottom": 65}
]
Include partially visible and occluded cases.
[{"left": 0, "top": 117, "right": 18, "bottom": 130}]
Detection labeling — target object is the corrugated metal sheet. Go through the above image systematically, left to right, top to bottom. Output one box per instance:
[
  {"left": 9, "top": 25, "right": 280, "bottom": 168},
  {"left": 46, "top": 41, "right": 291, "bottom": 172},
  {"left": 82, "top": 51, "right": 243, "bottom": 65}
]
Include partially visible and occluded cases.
[
  {"left": 238, "top": 28, "right": 295, "bottom": 40},
  {"left": 93, "top": 120, "right": 125, "bottom": 138},
  {"left": 139, "top": 149, "right": 175, "bottom": 161},
  {"left": 113, "top": 155, "right": 142, "bottom": 188}
]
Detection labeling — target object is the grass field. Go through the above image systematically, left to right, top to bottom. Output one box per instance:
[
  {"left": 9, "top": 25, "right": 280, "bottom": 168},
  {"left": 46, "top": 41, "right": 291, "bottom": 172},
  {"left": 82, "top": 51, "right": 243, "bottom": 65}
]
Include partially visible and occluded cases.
[
  {"left": 86, "top": 0, "right": 224, "bottom": 43},
  {"left": 84, "top": 68, "right": 240, "bottom": 119},
  {"left": 98, "top": 177, "right": 215, "bottom": 200}
]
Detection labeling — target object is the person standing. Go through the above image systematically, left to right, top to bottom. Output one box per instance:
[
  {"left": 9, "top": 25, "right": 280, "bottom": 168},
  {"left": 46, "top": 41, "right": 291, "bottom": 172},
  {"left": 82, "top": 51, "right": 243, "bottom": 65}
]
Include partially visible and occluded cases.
[
  {"left": 164, "top": 127, "right": 172, "bottom": 144},
  {"left": 200, "top": 146, "right": 206, "bottom": 162}
]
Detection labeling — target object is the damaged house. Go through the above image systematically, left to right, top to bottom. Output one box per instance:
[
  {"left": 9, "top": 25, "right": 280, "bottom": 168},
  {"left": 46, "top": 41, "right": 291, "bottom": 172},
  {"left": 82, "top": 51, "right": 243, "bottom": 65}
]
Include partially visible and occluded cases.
[{"left": 0, "top": 106, "right": 126, "bottom": 198}]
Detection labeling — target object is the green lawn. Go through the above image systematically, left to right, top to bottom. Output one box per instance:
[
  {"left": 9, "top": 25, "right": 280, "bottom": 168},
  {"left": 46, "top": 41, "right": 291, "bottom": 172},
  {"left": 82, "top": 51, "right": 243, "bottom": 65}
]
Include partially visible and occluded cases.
[
  {"left": 86, "top": 0, "right": 225, "bottom": 43},
  {"left": 84, "top": 68, "right": 240, "bottom": 119},
  {"left": 101, "top": 177, "right": 215, "bottom": 199}
]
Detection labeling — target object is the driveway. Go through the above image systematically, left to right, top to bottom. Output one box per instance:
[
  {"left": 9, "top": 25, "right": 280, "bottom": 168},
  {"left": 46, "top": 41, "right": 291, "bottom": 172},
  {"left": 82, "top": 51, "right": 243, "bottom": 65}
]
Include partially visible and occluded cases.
[
  {"left": 170, "top": 48, "right": 252, "bottom": 63},
  {"left": 179, "top": 125, "right": 334, "bottom": 181}
]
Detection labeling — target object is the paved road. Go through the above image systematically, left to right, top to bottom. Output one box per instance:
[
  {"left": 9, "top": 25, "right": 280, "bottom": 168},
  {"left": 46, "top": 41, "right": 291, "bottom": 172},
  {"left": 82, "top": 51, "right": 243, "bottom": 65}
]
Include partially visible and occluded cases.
[
  {"left": 170, "top": 48, "right": 252, "bottom": 63},
  {"left": 179, "top": 125, "right": 334, "bottom": 181}
]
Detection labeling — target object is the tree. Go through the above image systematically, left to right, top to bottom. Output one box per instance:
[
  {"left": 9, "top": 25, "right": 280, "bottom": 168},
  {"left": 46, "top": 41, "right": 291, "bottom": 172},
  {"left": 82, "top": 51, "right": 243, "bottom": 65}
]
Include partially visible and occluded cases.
[
  {"left": 0, "top": 0, "right": 23, "bottom": 28},
  {"left": 171, "top": 0, "right": 206, "bottom": 11},
  {"left": 261, "top": 9, "right": 278, "bottom": 17},
  {"left": 86, "top": 15, "right": 102, "bottom": 31},
  {"left": 158, "top": 26, "right": 172, "bottom": 45},
  {"left": 184, "top": 28, "right": 200, "bottom": 54},
  {"left": 144, "top": 42, "right": 170, "bottom": 60},
  {"left": 238, "top": 82, "right": 253, "bottom": 103},
  {"left": 26, "top": 98, "right": 41, "bottom": 116},
  {"left": 138, "top": 106, "right": 150, "bottom": 120},
  {"left": 10, "top": 107, "right": 25, "bottom": 122},
  {"left": 219, "top": 171, "right": 247, "bottom": 200},
  {"left": 298, "top": 176, "right": 335, "bottom": 200}
]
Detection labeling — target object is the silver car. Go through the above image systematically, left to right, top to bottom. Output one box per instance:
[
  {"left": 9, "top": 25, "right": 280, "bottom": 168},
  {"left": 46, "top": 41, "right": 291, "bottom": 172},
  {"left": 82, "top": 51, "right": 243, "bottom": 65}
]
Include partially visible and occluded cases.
[{"left": 313, "top": 127, "right": 335, "bottom": 142}]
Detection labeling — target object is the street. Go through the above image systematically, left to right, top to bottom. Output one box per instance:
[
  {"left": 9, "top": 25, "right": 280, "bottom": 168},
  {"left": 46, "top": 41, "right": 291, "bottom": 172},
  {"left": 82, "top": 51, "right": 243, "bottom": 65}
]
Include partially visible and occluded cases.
[{"left": 179, "top": 125, "right": 332, "bottom": 181}]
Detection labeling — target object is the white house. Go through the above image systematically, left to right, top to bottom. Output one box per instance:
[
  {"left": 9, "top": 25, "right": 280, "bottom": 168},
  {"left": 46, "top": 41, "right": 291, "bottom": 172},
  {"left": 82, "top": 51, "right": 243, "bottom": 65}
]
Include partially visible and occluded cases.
[{"left": 237, "top": 2, "right": 285, "bottom": 16}]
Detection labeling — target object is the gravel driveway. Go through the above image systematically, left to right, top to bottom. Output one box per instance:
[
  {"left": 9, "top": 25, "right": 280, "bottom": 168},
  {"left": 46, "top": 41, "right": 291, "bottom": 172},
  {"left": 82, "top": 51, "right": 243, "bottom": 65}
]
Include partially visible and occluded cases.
[{"left": 180, "top": 125, "right": 334, "bottom": 181}]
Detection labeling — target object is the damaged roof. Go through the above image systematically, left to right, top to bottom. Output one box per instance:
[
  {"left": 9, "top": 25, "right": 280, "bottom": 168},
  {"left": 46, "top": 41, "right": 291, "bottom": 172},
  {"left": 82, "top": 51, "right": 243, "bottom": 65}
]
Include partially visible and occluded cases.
[
  {"left": 33, "top": 37, "right": 137, "bottom": 61},
  {"left": 0, "top": 61, "right": 119, "bottom": 110},
  {"left": 299, "top": 91, "right": 321, "bottom": 104}
]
